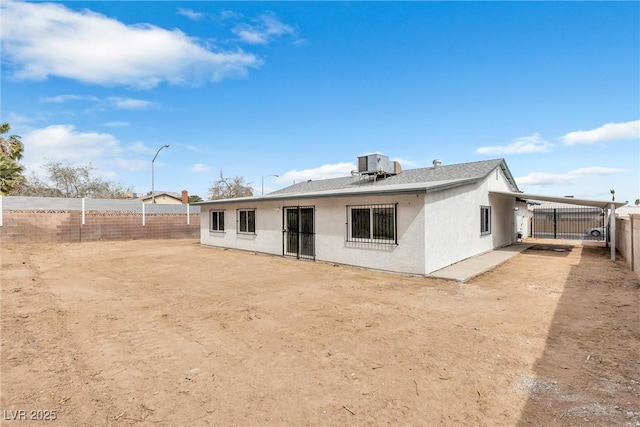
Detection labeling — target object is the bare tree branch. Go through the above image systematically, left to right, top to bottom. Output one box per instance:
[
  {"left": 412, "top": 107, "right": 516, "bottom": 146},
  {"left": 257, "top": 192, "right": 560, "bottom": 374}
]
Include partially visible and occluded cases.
[{"left": 208, "top": 171, "right": 253, "bottom": 200}]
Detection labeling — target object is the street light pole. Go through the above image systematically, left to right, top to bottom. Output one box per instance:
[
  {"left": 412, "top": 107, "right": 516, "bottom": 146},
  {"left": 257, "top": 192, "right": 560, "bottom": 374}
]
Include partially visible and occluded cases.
[
  {"left": 152, "top": 144, "right": 170, "bottom": 204},
  {"left": 261, "top": 174, "right": 279, "bottom": 196}
]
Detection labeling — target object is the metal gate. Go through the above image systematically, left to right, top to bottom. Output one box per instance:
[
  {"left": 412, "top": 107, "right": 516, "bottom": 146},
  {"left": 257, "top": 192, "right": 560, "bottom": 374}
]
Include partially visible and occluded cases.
[
  {"left": 531, "top": 205, "right": 606, "bottom": 241},
  {"left": 283, "top": 206, "right": 315, "bottom": 259}
]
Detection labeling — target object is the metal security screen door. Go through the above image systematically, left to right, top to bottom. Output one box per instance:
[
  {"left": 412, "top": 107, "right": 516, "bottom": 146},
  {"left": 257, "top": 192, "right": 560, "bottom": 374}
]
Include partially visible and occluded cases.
[
  {"left": 532, "top": 205, "right": 606, "bottom": 241},
  {"left": 283, "top": 206, "right": 315, "bottom": 259}
]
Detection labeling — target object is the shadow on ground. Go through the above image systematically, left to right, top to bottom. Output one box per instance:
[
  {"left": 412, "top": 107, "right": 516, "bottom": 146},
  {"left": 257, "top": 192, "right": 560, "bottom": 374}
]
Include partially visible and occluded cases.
[
  {"left": 526, "top": 243, "right": 575, "bottom": 258},
  {"left": 517, "top": 245, "right": 640, "bottom": 426}
]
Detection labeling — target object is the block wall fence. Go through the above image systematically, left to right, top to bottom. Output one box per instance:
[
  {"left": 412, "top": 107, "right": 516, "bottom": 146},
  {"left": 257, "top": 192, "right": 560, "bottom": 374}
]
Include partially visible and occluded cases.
[
  {"left": 0, "top": 196, "right": 200, "bottom": 243},
  {"left": 0, "top": 211, "right": 200, "bottom": 243},
  {"left": 615, "top": 214, "right": 640, "bottom": 277}
]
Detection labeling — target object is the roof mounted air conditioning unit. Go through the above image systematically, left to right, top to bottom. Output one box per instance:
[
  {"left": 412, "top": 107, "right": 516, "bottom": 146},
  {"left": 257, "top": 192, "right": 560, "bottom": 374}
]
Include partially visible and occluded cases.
[{"left": 357, "top": 154, "right": 401, "bottom": 176}]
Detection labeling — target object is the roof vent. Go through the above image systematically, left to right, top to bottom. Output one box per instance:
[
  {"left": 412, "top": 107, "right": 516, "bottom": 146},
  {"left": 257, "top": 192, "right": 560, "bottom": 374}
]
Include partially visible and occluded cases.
[{"left": 433, "top": 159, "right": 442, "bottom": 168}]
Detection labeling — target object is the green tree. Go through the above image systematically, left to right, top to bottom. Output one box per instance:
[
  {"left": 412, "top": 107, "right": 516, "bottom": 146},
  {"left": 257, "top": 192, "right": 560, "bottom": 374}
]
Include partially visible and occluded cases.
[
  {"left": 0, "top": 123, "right": 25, "bottom": 195},
  {"left": 208, "top": 171, "right": 253, "bottom": 200},
  {"left": 610, "top": 189, "right": 615, "bottom": 201},
  {"left": 188, "top": 194, "right": 203, "bottom": 203},
  {"left": 635, "top": 199, "right": 639, "bottom": 207}
]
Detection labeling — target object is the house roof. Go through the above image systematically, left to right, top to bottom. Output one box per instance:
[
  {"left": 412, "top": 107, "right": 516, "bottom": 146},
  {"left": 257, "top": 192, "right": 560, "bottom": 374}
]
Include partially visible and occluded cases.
[
  {"left": 196, "top": 158, "right": 518, "bottom": 205},
  {"left": 271, "top": 158, "right": 517, "bottom": 196}
]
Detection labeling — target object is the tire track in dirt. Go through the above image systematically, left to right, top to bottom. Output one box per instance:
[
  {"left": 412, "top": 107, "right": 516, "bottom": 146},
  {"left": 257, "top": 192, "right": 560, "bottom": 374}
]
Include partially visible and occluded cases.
[{"left": 1, "top": 244, "right": 118, "bottom": 426}]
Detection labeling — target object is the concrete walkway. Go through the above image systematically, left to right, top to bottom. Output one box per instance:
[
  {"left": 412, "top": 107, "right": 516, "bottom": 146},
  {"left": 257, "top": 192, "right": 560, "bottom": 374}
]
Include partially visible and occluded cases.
[{"left": 428, "top": 243, "right": 532, "bottom": 282}]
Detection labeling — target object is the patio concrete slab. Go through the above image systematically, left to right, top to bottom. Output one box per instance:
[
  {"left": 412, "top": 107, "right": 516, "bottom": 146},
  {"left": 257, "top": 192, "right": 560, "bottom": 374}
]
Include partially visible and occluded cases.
[{"left": 428, "top": 243, "right": 532, "bottom": 282}]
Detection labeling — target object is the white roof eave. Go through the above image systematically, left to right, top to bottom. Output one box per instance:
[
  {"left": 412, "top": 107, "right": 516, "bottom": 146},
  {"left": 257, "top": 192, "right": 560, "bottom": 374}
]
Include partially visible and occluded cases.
[{"left": 490, "top": 190, "right": 627, "bottom": 210}]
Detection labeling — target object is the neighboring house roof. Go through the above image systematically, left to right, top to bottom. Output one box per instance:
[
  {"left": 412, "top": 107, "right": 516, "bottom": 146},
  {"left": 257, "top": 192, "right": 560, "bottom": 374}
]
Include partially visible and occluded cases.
[
  {"left": 196, "top": 158, "right": 518, "bottom": 205},
  {"left": 139, "top": 191, "right": 182, "bottom": 202},
  {"left": 615, "top": 206, "right": 640, "bottom": 216}
]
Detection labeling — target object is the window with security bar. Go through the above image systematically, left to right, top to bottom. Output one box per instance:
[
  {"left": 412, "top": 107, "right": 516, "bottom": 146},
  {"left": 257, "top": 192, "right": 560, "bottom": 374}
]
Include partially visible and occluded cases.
[
  {"left": 347, "top": 204, "right": 397, "bottom": 244},
  {"left": 237, "top": 208, "right": 256, "bottom": 234},
  {"left": 210, "top": 210, "right": 225, "bottom": 232}
]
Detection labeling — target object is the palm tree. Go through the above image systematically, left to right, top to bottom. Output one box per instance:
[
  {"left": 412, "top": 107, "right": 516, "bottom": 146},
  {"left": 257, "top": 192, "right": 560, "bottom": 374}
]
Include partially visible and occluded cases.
[
  {"left": 0, "top": 123, "right": 25, "bottom": 195},
  {"left": 0, "top": 156, "right": 25, "bottom": 194},
  {"left": 610, "top": 189, "right": 615, "bottom": 202}
]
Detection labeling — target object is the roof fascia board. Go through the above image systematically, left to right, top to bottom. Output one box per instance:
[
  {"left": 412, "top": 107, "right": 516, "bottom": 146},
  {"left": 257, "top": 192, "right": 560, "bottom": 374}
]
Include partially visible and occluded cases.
[
  {"left": 498, "top": 160, "right": 520, "bottom": 193},
  {"left": 489, "top": 190, "right": 626, "bottom": 209}
]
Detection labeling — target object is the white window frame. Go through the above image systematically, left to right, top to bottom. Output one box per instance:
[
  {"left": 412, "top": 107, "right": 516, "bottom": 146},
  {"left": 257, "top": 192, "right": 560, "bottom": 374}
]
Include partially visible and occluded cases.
[
  {"left": 347, "top": 204, "right": 397, "bottom": 244},
  {"left": 480, "top": 205, "right": 491, "bottom": 236},
  {"left": 237, "top": 208, "right": 256, "bottom": 234},
  {"left": 210, "top": 210, "right": 225, "bottom": 232}
]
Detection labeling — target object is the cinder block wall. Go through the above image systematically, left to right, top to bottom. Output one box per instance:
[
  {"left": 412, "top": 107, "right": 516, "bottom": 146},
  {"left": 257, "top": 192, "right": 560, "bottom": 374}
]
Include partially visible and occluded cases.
[
  {"left": 0, "top": 211, "right": 200, "bottom": 242},
  {"left": 615, "top": 214, "right": 639, "bottom": 275}
]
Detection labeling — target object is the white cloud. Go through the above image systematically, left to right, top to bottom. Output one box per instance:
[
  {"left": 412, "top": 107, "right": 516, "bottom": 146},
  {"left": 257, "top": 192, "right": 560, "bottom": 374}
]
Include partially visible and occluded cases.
[
  {"left": 1, "top": 0, "right": 261, "bottom": 89},
  {"left": 177, "top": 8, "right": 204, "bottom": 21},
  {"left": 220, "top": 10, "right": 241, "bottom": 20},
  {"left": 232, "top": 13, "right": 295, "bottom": 45},
  {"left": 41, "top": 94, "right": 99, "bottom": 103},
  {"left": 41, "top": 94, "right": 154, "bottom": 110},
  {"left": 107, "top": 97, "right": 155, "bottom": 110},
  {"left": 5, "top": 112, "right": 38, "bottom": 126},
  {"left": 560, "top": 120, "right": 640, "bottom": 145},
  {"left": 104, "top": 121, "right": 130, "bottom": 127},
  {"left": 20, "top": 124, "right": 133, "bottom": 181},
  {"left": 21, "top": 124, "right": 162, "bottom": 181},
  {"left": 23, "top": 124, "right": 121, "bottom": 164},
  {"left": 476, "top": 133, "right": 553, "bottom": 155},
  {"left": 125, "top": 141, "right": 151, "bottom": 153},
  {"left": 184, "top": 144, "right": 202, "bottom": 152},
  {"left": 113, "top": 158, "right": 148, "bottom": 171},
  {"left": 278, "top": 162, "right": 356, "bottom": 183},
  {"left": 191, "top": 163, "right": 211, "bottom": 173},
  {"left": 516, "top": 166, "right": 626, "bottom": 186}
]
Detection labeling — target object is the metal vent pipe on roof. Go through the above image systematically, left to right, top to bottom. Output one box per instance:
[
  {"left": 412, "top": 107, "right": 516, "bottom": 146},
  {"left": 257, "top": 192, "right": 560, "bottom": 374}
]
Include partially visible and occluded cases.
[{"left": 433, "top": 159, "right": 442, "bottom": 168}]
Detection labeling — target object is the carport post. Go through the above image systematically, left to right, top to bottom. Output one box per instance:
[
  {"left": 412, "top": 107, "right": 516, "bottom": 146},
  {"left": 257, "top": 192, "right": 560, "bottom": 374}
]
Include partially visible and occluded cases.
[{"left": 609, "top": 203, "right": 616, "bottom": 261}]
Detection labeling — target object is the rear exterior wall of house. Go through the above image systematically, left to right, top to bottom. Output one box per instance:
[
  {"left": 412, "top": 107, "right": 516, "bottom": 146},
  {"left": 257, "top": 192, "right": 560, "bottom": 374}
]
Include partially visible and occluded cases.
[
  {"left": 199, "top": 166, "right": 519, "bottom": 275},
  {"left": 423, "top": 167, "right": 518, "bottom": 273},
  {"left": 200, "top": 192, "right": 427, "bottom": 275}
]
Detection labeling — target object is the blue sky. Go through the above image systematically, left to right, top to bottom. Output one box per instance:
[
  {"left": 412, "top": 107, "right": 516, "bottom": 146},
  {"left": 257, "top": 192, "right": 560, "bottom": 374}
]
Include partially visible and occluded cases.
[{"left": 1, "top": 1, "right": 638, "bottom": 202}]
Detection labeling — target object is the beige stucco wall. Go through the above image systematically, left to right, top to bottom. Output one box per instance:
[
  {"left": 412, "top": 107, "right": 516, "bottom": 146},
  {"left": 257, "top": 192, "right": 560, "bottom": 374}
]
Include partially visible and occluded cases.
[
  {"left": 199, "top": 166, "right": 519, "bottom": 275},
  {"left": 423, "top": 168, "right": 517, "bottom": 273},
  {"left": 200, "top": 193, "right": 426, "bottom": 275},
  {"left": 314, "top": 193, "right": 426, "bottom": 274},
  {"left": 515, "top": 201, "right": 531, "bottom": 238}
]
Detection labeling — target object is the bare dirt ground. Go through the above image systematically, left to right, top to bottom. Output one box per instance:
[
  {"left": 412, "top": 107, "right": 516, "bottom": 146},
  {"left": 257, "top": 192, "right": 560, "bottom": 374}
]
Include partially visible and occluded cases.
[{"left": 1, "top": 239, "right": 639, "bottom": 427}]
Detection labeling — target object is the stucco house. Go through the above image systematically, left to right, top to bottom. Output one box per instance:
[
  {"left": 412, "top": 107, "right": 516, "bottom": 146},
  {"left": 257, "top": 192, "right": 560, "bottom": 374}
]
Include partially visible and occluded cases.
[{"left": 196, "top": 155, "right": 528, "bottom": 275}]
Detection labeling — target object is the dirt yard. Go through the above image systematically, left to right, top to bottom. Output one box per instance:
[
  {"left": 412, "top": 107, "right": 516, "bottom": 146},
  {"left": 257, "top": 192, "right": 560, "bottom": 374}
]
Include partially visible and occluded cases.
[{"left": 1, "top": 239, "right": 639, "bottom": 426}]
